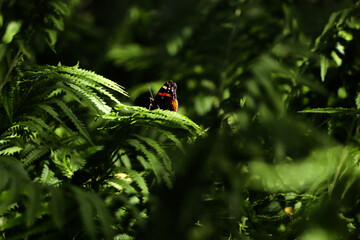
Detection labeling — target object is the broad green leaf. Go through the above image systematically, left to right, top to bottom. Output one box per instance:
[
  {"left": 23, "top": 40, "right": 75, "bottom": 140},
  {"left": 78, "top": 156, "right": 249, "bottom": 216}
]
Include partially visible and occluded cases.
[{"left": 2, "top": 21, "right": 22, "bottom": 44}]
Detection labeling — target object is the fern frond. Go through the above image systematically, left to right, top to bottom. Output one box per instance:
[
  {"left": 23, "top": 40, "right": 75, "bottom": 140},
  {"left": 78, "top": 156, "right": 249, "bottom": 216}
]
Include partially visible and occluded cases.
[
  {"left": 58, "top": 65, "right": 128, "bottom": 97},
  {"left": 58, "top": 72, "right": 112, "bottom": 110},
  {"left": 60, "top": 72, "right": 122, "bottom": 105},
  {"left": 67, "top": 82, "right": 112, "bottom": 114},
  {"left": 0, "top": 87, "right": 15, "bottom": 122},
  {"left": 54, "top": 99, "right": 93, "bottom": 144},
  {"left": 39, "top": 104, "right": 77, "bottom": 136},
  {"left": 103, "top": 104, "right": 203, "bottom": 135},
  {"left": 299, "top": 107, "right": 357, "bottom": 114},
  {"left": 25, "top": 116, "right": 57, "bottom": 138},
  {"left": 5, "top": 124, "right": 31, "bottom": 139},
  {"left": 157, "top": 128, "right": 185, "bottom": 152},
  {"left": 135, "top": 134, "right": 172, "bottom": 171},
  {"left": 0, "top": 139, "right": 10, "bottom": 146},
  {"left": 127, "top": 139, "right": 172, "bottom": 187},
  {"left": 0, "top": 146, "right": 23, "bottom": 156},
  {"left": 22, "top": 148, "right": 49, "bottom": 166},
  {"left": 136, "top": 155, "right": 150, "bottom": 169},
  {"left": 0, "top": 156, "right": 30, "bottom": 180},
  {"left": 0, "top": 156, "right": 29, "bottom": 214},
  {"left": 40, "top": 164, "right": 59, "bottom": 185},
  {"left": 116, "top": 167, "right": 149, "bottom": 196},
  {"left": 108, "top": 178, "right": 137, "bottom": 194},
  {"left": 25, "top": 183, "right": 41, "bottom": 227},
  {"left": 71, "top": 186, "right": 96, "bottom": 239},
  {"left": 71, "top": 186, "right": 113, "bottom": 240},
  {"left": 49, "top": 187, "right": 65, "bottom": 229},
  {"left": 87, "top": 192, "right": 114, "bottom": 240}
]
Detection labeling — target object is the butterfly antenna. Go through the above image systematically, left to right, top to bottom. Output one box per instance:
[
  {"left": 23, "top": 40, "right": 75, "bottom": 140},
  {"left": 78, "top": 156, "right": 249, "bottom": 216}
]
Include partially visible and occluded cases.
[
  {"left": 147, "top": 83, "right": 154, "bottom": 99},
  {"left": 147, "top": 83, "right": 154, "bottom": 110}
]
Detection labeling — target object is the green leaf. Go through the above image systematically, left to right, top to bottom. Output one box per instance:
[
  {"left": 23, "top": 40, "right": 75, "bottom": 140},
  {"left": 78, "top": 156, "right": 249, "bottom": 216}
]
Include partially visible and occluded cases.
[
  {"left": 2, "top": 21, "right": 22, "bottom": 44},
  {"left": 44, "top": 29, "right": 58, "bottom": 53},
  {"left": 338, "top": 30, "right": 353, "bottom": 41},
  {"left": 331, "top": 51, "right": 342, "bottom": 66},
  {"left": 320, "top": 55, "right": 329, "bottom": 82},
  {"left": 299, "top": 107, "right": 357, "bottom": 114},
  {"left": 26, "top": 183, "right": 41, "bottom": 227},
  {"left": 72, "top": 186, "right": 96, "bottom": 239},
  {"left": 50, "top": 187, "right": 65, "bottom": 229},
  {"left": 88, "top": 192, "right": 114, "bottom": 240}
]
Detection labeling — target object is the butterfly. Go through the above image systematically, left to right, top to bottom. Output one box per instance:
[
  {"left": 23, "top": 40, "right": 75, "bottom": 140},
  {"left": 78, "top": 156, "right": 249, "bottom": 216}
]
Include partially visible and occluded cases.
[{"left": 148, "top": 80, "right": 178, "bottom": 112}]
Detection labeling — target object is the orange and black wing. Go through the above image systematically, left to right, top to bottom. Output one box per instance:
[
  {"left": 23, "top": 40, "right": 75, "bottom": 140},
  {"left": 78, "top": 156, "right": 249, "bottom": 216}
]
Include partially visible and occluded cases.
[{"left": 149, "top": 80, "right": 178, "bottom": 112}]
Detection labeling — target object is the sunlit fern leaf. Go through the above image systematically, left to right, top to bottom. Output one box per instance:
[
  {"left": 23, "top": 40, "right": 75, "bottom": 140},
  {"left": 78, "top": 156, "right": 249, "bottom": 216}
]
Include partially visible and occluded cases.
[
  {"left": 57, "top": 65, "right": 128, "bottom": 97},
  {"left": 60, "top": 72, "right": 121, "bottom": 105},
  {"left": 58, "top": 73, "right": 113, "bottom": 112},
  {"left": 66, "top": 82, "right": 112, "bottom": 114},
  {"left": 54, "top": 99, "right": 93, "bottom": 144},
  {"left": 103, "top": 104, "right": 203, "bottom": 136},
  {"left": 135, "top": 134, "right": 172, "bottom": 172},
  {"left": 0, "top": 139, "right": 10, "bottom": 146},
  {"left": 0, "top": 146, "right": 23, "bottom": 156},
  {"left": 40, "top": 164, "right": 59, "bottom": 186}
]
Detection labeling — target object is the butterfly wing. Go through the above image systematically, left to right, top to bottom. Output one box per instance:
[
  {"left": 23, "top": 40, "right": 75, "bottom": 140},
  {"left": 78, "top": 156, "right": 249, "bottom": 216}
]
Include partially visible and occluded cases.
[{"left": 149, "top": 81, "right": 178, "bottom": 112}]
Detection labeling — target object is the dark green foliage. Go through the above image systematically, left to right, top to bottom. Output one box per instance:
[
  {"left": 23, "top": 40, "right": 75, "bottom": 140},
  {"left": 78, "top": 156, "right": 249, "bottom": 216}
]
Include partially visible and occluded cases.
[{"left": 2, "top": 0, "right": 360, "bottom": 239}]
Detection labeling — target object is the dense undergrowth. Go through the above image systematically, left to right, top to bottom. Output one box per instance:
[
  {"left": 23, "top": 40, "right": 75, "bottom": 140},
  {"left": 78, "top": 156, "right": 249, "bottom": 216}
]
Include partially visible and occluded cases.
[{"left": 1, "top": 0, "right": 360, "bottom": 239}]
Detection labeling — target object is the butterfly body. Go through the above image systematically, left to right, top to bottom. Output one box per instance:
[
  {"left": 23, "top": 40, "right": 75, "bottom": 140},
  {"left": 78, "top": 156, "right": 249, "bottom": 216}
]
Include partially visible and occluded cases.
[{"left": 149, "top": 80, "right": 178, "bottom": 112}]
